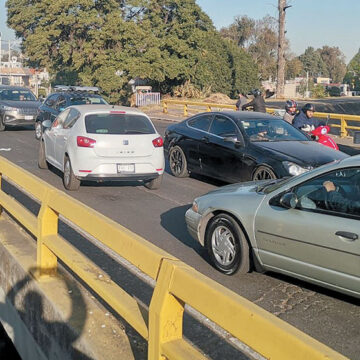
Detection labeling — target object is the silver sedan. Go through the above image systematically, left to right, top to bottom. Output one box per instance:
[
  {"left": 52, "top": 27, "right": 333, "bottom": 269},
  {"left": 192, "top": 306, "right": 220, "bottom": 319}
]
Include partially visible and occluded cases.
[{"left": 185, "top": 156, "right": 360, "bottom": 298}]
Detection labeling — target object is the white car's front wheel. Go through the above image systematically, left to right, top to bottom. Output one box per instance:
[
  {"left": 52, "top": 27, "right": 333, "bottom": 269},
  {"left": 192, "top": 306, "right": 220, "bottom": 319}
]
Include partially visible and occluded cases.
[{"left": 63, "top": 156, "right": 80, "bottom": 191}]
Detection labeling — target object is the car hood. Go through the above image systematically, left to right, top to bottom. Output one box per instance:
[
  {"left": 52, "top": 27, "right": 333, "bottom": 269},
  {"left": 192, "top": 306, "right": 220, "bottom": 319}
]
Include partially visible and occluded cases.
[
  {"left": 0, "top": 100, "right": 41, "bottom": 109},
  {"left": 254, "top": 140, "right": 348, "bottom": 166},
  {"left": 204, "top": 181, "right": 261, "bottom": 196}
]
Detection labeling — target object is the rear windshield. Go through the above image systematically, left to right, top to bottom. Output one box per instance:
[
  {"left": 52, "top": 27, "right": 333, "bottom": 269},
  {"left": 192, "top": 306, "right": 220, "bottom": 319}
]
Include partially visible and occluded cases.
[
  {"left": 69, "top": 95, "right": 107, "bottom": 105},
  {"left": 85, "top": 113, "right": 156, "bottom": 135}
]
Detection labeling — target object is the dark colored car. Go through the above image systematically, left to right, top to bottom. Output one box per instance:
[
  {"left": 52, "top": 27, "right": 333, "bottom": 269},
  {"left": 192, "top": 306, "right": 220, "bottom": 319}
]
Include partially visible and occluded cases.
[
  {"left": 0, "top": 85, "right": 41, "bottom": 131},
  {"left": 35, "top": 86, "right": 108, "bottom": 139},
  {"left": 164, "top": 111, "right": 349, "bottom": 183}
]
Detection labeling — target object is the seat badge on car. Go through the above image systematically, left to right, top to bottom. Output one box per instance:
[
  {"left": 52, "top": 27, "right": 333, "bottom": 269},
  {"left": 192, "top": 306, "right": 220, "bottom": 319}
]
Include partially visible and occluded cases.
[{"left": 123, "top": 140, "right": 129, "bottom": 145}]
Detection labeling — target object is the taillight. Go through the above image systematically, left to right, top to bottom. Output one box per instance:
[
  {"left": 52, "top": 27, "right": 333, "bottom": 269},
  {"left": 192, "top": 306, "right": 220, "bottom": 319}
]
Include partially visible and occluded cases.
[
  {"left": 77, "top": 136, "right": 96, "bottom": 148},
  {"left": 152, "top": 137, "right": 163, "bottom": 148}
]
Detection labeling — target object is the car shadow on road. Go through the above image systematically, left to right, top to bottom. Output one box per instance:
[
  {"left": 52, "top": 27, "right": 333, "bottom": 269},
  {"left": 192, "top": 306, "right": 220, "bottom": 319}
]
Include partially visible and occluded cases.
[{"left": 160, "top": 204, "right": 208, "bottom": 256}]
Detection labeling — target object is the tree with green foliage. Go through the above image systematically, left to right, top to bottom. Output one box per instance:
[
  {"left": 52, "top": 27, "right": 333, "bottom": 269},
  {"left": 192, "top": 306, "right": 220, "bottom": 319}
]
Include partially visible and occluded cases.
[
  {"left": 318, "top": 46, "right": 346, "bottom": 83},
  {"left": 298, "top": 47, "right": 327, "bottom": 77},
  {"left": 344, "top": 49, "right": 360, "bottom": 90}
]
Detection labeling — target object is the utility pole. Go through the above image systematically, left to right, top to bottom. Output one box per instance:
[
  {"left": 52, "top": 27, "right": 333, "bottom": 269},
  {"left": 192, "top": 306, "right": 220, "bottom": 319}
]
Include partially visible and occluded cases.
[{"left": 276, "top": 0, "right": 291, "bottom": 98}]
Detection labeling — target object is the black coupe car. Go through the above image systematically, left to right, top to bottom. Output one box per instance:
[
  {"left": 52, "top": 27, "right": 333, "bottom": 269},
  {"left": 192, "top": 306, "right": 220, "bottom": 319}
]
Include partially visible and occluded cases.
[{"left": 164, "top": 111, "right": 349, "bottom": 183}]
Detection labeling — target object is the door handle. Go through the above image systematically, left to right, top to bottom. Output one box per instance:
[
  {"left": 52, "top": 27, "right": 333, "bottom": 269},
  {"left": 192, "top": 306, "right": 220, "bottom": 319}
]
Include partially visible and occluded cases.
[
  {"left": 201, "top": 136, "right": 210, "bottom": 143},
  {"left": 335, "top": 231, "right": 358, "bottom": 241}
]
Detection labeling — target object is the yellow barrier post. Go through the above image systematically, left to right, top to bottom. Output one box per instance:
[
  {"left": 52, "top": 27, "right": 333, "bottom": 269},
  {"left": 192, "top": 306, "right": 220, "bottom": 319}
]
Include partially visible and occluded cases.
[
  {"left": 163, "top": 101, "right": 168, "bottom": 114},
  {"left": 183, "top": 104, "right": 188, "bottom": 117},
  {"left": 207, "top": 105, "right": 211, "bottom": 112},
  {"left": 340, "top": 116, "right": 348, "bottom": 138},
  {"left": 0, "top": 171, "right": 2, "bottom": 215},
  {"left": 37, "top": 191, "right": 58, "bottom": 277},
  {"left": 148, "top": 260, "right": 185, "bottom": 360}
]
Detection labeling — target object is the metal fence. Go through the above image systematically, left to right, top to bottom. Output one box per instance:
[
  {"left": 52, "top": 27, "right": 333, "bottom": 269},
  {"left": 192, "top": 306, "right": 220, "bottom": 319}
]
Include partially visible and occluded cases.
[
  {"left": 136, "top": 92, "right": 161, "bottom": 107},
  {"left": 0, "top": 156, "right": 348, "bottom": 360}
]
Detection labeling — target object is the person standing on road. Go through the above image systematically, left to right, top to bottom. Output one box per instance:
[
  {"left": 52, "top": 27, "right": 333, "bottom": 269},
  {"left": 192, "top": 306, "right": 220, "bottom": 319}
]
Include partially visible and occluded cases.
[
  {"left": 241, "top": 89, "right": 266, "bottom": 113},
  {"left": 235, "top": 93, "right": 247, "bottom": 111},
  {"left": 283, "top": 99, "right": 298, "bottom": 123},
  {"left": 292, "top": 103, "right": 324, "bottom": 132}
]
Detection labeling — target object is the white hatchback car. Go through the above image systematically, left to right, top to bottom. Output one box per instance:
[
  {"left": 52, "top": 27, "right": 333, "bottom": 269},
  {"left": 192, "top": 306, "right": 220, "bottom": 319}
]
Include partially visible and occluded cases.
[{"left": 38, "top": 105, "right": 165, "bottom": 190}]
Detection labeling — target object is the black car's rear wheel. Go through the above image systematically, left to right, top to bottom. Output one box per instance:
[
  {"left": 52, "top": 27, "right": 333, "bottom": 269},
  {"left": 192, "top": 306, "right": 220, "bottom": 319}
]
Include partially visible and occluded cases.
[
  {"left": 169, "top": 146, "right": 189, "bottom": 178},
  {"left": 252, "top": 166, "right": 276, "bottom": 181},
  {"left": 205, "top": 214, "right": 250, "bottom": 275}
]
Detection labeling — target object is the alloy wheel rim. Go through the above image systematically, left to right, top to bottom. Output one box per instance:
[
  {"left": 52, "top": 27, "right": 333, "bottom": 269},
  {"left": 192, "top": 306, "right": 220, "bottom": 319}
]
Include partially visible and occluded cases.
[
  {"left": 35, "top": 123, "right": 42, "bottom": 138},
  {"left": 170, "top": 149, "right": 183, "bottom": 175},
  {"left": 254, "top": 169, "right": 274, "bottom": 181},
  {"left": 211, "top": 225, "right": 236, "bottom": 266}
]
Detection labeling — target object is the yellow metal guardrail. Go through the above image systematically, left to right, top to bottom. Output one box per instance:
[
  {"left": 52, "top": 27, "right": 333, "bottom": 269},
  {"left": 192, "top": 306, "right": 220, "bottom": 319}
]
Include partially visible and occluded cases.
[
  {"left": 162, "top": 99, "right": 360, "bottom": 138},
  {"left": 0, "top": 156, "right": 348, "bottom": 360}
]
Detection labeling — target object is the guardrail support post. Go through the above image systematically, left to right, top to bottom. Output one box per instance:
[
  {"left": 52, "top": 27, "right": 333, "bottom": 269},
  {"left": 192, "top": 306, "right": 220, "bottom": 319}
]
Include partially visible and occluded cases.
[
  {"left": 163, "top": 101, "right": 168, "bottom": 114},
  {"left": 184, "top": 104, "right": 188, "bottom": 117},
  {"left": 207, "top": 105, "right": 211, "bottom": 112},
  {"left": 340, "top": 116, "right": 348, "bottom": 138},
  {"left": 0, "top": 172, "right": 2, "bottom": 216},
  {"left": 37, "top": 192, "right": 58, "bottom": 277},
  {"left": 148, "top": 259, "right": 184, "bottom": 360}
]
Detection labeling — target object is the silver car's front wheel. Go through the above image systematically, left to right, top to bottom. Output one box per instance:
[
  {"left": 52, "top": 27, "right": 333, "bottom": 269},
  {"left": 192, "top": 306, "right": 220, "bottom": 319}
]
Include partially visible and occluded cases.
[{"left": 206, "top": 214, "right": 250, "bottom": 275}]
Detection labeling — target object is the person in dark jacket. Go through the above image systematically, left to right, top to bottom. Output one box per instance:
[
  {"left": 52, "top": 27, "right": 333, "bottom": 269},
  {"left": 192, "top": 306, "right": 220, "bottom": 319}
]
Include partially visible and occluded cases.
[
  {"left": 241, "top": 89, "right": 266, "bottom": 113},
  {"left": 235, "top": 93, "right": 248, "bottom": 111},
  {"left": 292, "top": 103, "right": 324, "bottom": 131},
  {"left": 323, "top": 180, "right": 360, "bottom": 215}
]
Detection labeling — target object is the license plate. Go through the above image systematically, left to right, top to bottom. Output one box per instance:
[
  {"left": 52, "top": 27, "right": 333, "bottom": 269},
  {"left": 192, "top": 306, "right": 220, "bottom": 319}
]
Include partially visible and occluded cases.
[
  {"left": 25, "top": 115, "right": 33, "bottom": 120},
  {"left": 117, "top": 164, "right": 135, "bottom": 173}
]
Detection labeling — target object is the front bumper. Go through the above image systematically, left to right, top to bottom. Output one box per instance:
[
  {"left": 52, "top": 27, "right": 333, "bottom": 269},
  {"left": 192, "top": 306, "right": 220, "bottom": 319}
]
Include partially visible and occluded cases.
[
  {"left": 2, "top": 111, "right": 36, "bottom": 126},
  {"left": 185, "top": 208, "right": 203, "bottom": 244}
]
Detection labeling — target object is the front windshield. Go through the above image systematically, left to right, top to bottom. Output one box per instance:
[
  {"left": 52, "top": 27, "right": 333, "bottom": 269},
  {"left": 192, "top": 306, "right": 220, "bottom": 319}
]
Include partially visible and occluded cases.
[
  {"left": 0, "top": 89, "right": 37, "bottom": 101},
  {"left": 69, "top": 95, "right": 107, "bottom": 105},
  {"left": 240, "top": 118, "right": 309, "bottom": 142}
]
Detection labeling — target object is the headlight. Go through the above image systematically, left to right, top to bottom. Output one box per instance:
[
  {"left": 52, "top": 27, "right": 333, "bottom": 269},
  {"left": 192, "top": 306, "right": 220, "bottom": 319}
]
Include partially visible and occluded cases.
[
  {"left": 1, "top": 105, "right": 18, "bottom": 111},
  {"left": 282, "top": 161, "right": 309, "bottom": 176},
  {"left": 191, "top": 200, "right": 199, "bottom": 213}
]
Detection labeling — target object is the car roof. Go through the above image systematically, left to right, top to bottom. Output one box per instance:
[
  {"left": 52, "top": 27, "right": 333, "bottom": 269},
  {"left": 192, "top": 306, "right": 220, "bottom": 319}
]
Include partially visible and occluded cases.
[
  {"left": 50, "top": 92, "right": 103, "bottom": 97},
  {"left": 68, "top": 104, "right": 147, "bottom": 115},
  {"left": 187, "top": 111, "right": 283, "bottom": 124},
  {"left": 339, "top": 154, "right": 360, "bottom": 166}
]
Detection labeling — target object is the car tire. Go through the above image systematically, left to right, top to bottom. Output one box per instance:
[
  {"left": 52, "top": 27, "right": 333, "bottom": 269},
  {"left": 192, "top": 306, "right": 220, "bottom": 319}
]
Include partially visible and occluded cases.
[
  {"left": 0, "top": 116, "right": 5, "bottom": 131},
  {"left": 35, "top": 121, "right": 43, "bottom": 140},
  {"left": 38, "top": 141, "right": 48, "bottom": 169},
  {"left": 169, "top": 146, "right": 189, "bottom": 178},
  {"left": 63, "top": 156, "right": 80, "bottom": 191},
  {"left": 252, "top": 166, "right": 276, "bottom": 181},
  {"left": 144, "top": 174, "right": 163, "bottom": 190},
  {"left": 205, "top": 213, "right": 250, "bottom": 275}
]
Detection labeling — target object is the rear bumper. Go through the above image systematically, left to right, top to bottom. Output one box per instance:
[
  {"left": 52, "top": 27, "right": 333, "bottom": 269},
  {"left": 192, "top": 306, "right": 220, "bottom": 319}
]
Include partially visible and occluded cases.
[{"left": 80, "top": 172, "right": 160, "bottom": 182}]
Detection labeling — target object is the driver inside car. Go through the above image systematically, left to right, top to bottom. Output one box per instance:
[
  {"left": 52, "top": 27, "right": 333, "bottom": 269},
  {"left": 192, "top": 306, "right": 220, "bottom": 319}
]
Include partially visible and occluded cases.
[{"left": 323, "top": 180, "right": 360, "bottom": 215}]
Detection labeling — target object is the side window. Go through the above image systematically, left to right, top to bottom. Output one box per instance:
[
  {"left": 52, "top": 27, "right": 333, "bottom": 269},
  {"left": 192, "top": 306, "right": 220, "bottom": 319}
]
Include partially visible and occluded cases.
[
  {"left": 45, "top": 94, "right": 58, "bottom": 107},
  {"left": 55, "top": 96, "right": 67, "bottom": 111},
  {"left": 51, "top": 108, "right": 71, "bottom": 129},
  {"left": 63, "top": 109, "right": 80, "bottom": 129},
  {"left": 187, "top": 114, "right": 213, "bottom": 132},
  {"left": 209, "top": 115, "right": 237, "bottom": 137},
  {"left": 292, "top": 167, "right": 360, "bottom": 217}
]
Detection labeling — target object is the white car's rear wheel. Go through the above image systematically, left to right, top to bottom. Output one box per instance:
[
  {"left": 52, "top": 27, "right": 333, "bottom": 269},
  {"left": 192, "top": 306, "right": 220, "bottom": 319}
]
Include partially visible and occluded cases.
[
  {"left": 38, "top": 141, "right": 48, "bottom": 169},
  {"left": 63, "top": 156, "right": 80, "bottom": 191},
  {"left": 144, "top": 174, "right": 163, "bottom": 190}
]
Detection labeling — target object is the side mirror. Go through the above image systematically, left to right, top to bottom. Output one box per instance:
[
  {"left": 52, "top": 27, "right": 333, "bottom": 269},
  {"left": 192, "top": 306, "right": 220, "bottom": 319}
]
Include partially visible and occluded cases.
[
  {"left": 42, "top": 120, "right": 52, "bottom": 129},
  {"left": 223, "top": 136, "right": 242, "bottom": 147},
  {"left": 280, "top": 192, "right": 298, "bottom": 209}
]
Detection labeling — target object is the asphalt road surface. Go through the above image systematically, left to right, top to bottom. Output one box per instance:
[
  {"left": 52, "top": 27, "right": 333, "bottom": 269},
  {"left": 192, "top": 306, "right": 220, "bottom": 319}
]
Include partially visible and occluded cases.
[{"left": 0, "top": 120, "right": 358, "bottom": 359}]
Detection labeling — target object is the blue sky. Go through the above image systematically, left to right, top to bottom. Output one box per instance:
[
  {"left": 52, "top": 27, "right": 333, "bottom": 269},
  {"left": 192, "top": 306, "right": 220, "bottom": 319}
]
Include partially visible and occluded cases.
[{"left": 0, "top": 0, "right": 358, "bottom": 63}]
